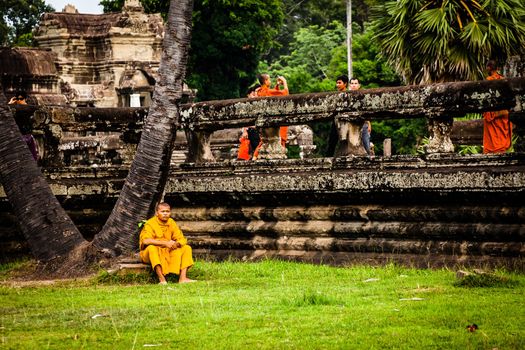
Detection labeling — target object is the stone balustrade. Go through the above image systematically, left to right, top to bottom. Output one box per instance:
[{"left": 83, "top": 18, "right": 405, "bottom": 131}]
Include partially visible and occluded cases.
[
  {"left": 4, "top": 78, "right": 525, "bottom": 269},
  {"left": 180, "top": 78, "right": 525, "bottom": 162}
]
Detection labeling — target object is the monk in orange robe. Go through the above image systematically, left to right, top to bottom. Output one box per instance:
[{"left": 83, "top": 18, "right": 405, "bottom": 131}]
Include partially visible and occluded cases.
[
  {"left": 483, "top": 61, "right": 512, "bottom": 153},
  {"left": 252, "top": 74, "right": 289, "bottom": 159},
  {"left": 237, "top": 85, "right": 261, "bottom": 160},
  {"left": 237, "top": 127, "right": 251, "bottom": 160},
  {"left": 139, "top": 202, "right": 196, "bottom": 284}
]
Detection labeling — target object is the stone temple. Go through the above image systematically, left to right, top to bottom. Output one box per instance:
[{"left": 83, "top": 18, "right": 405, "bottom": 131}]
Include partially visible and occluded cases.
[
  {"left": 1, "top": 0, "right": 166, "bottom": 107},
  {"left": 1, "top": 1, "right": 524, "bottom": 270}
]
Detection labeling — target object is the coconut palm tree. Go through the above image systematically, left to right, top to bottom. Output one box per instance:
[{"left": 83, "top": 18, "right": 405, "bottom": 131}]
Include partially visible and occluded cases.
[
  {"left": 0, "top": 0, "right": 195, "bottom": 265},
  {"left": 92, "top": 0, "right": 195, "bottom": 256},
  {"left": 374, "top": 0, "right": 525, "bottom": 84},
  {"left": 0, "top": 99, "right": 86, "bottom": 261}
]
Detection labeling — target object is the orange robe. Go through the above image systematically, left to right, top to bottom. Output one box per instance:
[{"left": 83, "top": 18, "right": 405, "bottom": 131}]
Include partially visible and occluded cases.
[
  {"left": 483, "top": 72, "right": 512, "bottom": 153},
  {"left": 253, "top": 85, "right": 289, "bottom": 158},
  {"left": 237, "top": 127, "right": 251, "bottom": 160},
  {"left": 139, "top": 216, "right": 194, "bottom": 275}
]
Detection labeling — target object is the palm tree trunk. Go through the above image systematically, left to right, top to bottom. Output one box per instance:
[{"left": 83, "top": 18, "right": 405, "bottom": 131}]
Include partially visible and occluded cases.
[
  {"left": 92, "top": 0, "right": 195, "bottom": 255},
  {"left": 0, "top": 94, "right": 86, "bottom": 261}
]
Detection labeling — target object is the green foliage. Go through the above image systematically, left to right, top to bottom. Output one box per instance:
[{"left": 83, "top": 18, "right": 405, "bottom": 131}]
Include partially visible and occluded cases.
[
  {"left": 0, "top": 0, "right": 54, "bottom": 46},
  {"left": 188, "top": 0, "right": 284, "bottom": 100},
  {"left": 267, "top": 0, "right": 380, "bottom": 62},
  {"left": 373, "top": 0, "right": 525, "bottom": 84},
  {"left": 262, "top": 21, "right": 400, "bottom": 94},
  {"left": 373, "top": 119, "right": 428, "bottom": 155},
  {"left": 456, "top": 145, "right": 483, "bottom": 156},
  {"left": 1, "top": 260, "right": 525, "bottom": 349}
]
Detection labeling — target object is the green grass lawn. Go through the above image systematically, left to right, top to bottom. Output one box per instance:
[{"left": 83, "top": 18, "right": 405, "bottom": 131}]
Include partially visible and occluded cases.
[{"left": 1, "top": 259, "right": 523, "bottom": 349}]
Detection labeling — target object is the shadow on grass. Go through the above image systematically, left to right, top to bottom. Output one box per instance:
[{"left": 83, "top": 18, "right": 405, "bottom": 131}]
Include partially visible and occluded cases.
[
  {"left": 454, "top": 273, "right": 520, "bottom": 288},
  {"left": 285, "top": 289, "right": 342, "bottom": 307}
]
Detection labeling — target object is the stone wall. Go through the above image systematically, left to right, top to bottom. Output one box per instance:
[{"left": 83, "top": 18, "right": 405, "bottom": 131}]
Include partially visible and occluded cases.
[{"left": 2, "top": 78, "right": 525, "bottom": 269}]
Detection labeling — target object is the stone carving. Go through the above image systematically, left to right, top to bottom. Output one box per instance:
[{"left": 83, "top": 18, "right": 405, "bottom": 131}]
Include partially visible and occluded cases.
[
  {"left": 32, "top": 1, "right": 164, "bottom": 107},
  {"left": 62, "top": 4, "right": 79, "bottom": 13},
  {"left": 333, "top": 117, "right": 367, "bottom": 157},
  {"left": 426, "top": 117, "right": 454, "bottom": 154},
  {"left": 287, "top": 125, "right": 316, "bottom": 159},
  {"left": 256, "top": 127, "right": 287, "bottom": 160},
  {"left": 185, "top": 130, "right": 215, "bottom": 163}
]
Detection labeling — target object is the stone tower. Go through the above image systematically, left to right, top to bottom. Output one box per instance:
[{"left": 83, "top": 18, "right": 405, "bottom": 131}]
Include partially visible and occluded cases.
[{"left": 33, "top": 1, "right": 165, "bottom": 107}]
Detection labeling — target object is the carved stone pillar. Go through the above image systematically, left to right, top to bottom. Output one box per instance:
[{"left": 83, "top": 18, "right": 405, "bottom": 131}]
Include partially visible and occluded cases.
[
  {"left": 333, "top": 117, "right": 367, "bottom": 157},
  {"left": 426, "top": 117, "right": 454, "bottom": 154},
  {"left": 256, "top": 127, "right": 287, "bottom": 160},
  {"left": 185, "top": 130, "right": 215, "bottom": 163}
]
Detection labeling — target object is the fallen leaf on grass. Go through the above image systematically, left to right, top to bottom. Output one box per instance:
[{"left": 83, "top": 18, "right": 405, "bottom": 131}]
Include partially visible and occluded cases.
[
  {"left": 363, "top": 278, "right": 380, "bottom": 283},
  {"left": 399, "top": 297, "right": 424, "bottom": 301},
  {"left": 91, "top": 314, "right": 108, "bottom": 319},
  {"left": 143, "top": 344, "right": 162, "bottom": 347}
]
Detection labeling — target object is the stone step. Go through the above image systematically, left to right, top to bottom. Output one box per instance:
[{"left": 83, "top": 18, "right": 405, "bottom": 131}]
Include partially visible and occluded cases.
[{"left": 110, "top": 262, "right": 150, "bottom": 275}]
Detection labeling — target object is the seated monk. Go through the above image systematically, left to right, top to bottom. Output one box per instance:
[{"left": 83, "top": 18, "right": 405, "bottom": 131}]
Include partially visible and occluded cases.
[{"left": 139, "top": 202, "right": 196, "bottom": 284}]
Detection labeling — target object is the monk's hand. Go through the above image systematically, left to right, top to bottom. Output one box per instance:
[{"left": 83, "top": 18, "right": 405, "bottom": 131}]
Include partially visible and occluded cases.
[{"left": 165, "top": 240, "right": 177, "bottom": 250}]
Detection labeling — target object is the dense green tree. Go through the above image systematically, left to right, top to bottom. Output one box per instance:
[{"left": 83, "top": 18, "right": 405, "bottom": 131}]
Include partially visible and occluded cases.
[
  {"left": 0, "top": 0, "right": 54, "bottom": 46},
  {"left": 101, "top": 0, "right": 284, "bottom": 101},
  {"left": 187, "top": 0, "right": 283, "bottom": 100},
  {"left": 266, "top": 0, "right": 378, "bottom": 62},
  {"left": 373, "top": 0, "right": 525, "bottom": 84},
  {"left": 260, "top": 20, "right": 408, "bottom": 156},
  {"left": 262, "top": 21, "right": 399, "bottom": 94}
]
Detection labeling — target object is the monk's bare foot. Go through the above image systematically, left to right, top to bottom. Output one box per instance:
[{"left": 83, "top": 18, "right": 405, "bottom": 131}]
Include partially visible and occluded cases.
[
  {"left": 179, "top": 278, "right": 197, "bottom": 284},
  {"left": 159, "top": 281, "right": 168, "bottom": 285}
]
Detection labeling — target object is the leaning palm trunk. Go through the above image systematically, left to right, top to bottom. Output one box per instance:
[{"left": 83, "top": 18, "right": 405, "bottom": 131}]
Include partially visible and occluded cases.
[
  {"left": 93, "top": 0, "right": 195, "bottom": 255},
  {"left": 0, "top": 95, "right": 86, "bottom": 261}
]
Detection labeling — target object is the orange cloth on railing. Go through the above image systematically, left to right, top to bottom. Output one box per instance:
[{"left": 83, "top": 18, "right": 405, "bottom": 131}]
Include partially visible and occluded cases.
[
  {"left": 483, "top": 72, "right": 512, "bottom": 153},
  {"left": 237, "top": 128, "right": 251, "bottom": 160}
]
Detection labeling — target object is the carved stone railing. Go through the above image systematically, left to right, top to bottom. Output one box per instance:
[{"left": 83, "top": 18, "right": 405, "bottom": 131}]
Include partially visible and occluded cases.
[
  {"left": 180, "top": 78, "right": 525, "bottom": 162},
  {"left": 4, "top": 79, "right": 525, "bottom": 268}
]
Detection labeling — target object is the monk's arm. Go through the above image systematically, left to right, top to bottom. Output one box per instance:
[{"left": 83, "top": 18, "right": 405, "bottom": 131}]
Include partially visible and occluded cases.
[
  {"left": 171, "top": 222, "right": 188, "bottom": 247},
  {"left": 142, "top": 238, "right": 179, "bottom": 250}
]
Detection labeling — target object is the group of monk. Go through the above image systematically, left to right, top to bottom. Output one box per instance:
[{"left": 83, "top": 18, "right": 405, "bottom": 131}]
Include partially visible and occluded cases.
[
  {"left": 238, "top": 62, "right": 513, "bottom": 159},
  {"left": 237, "top": 74, "right": 290, "bottom": 160}
]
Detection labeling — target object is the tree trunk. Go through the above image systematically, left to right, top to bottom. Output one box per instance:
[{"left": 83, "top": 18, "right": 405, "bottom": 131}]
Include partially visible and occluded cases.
[
  {"left": 92, "top": 0, "right": 195, "bottom": 255},
  {"left": 0, "top": 93, "right": 86, "bottom": 261}
]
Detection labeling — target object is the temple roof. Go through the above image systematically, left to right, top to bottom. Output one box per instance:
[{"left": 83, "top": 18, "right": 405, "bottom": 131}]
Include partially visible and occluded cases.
[
  {"left": 35, "top": 10, "right": 164, "bottom": 39},
  {"left": 0, "top": 47, "right": 57, "bottom": 76}
]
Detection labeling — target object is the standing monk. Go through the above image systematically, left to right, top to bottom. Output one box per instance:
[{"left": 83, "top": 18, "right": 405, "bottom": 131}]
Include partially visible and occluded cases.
[
  {"left": 483, "top": 61, "right": 512, "bottom": 153},
  {"left": 256, "top": 73, "right": 289, "bottom": 148},
  {"left": 139, "top": 202, "right": 196, "bottom": 284}
]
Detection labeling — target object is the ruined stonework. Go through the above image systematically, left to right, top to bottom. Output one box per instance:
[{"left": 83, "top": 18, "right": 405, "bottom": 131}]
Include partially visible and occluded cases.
[
  {"left": 32, "top": 1, "right": 165, "bottom": 107},
  {"left": 0, "top": 47, "right": 67, "bottom": 105},
  {"left": 2, "top": 78, "right": 525, "bottom": 269}
]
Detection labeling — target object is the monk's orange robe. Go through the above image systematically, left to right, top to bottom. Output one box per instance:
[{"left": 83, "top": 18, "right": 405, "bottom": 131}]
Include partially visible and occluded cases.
[
  {"left": 483, "top": 72, "right": 512, "bottom": 153},
  {"left": 253, "top": 85, "right": 289, "bottom": 158},
  {"left": 237, "top": 127, "right": 251, "bottom": 160},
  {"left": 139, "top": 216, "right": 194, "bottom": 275}
]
